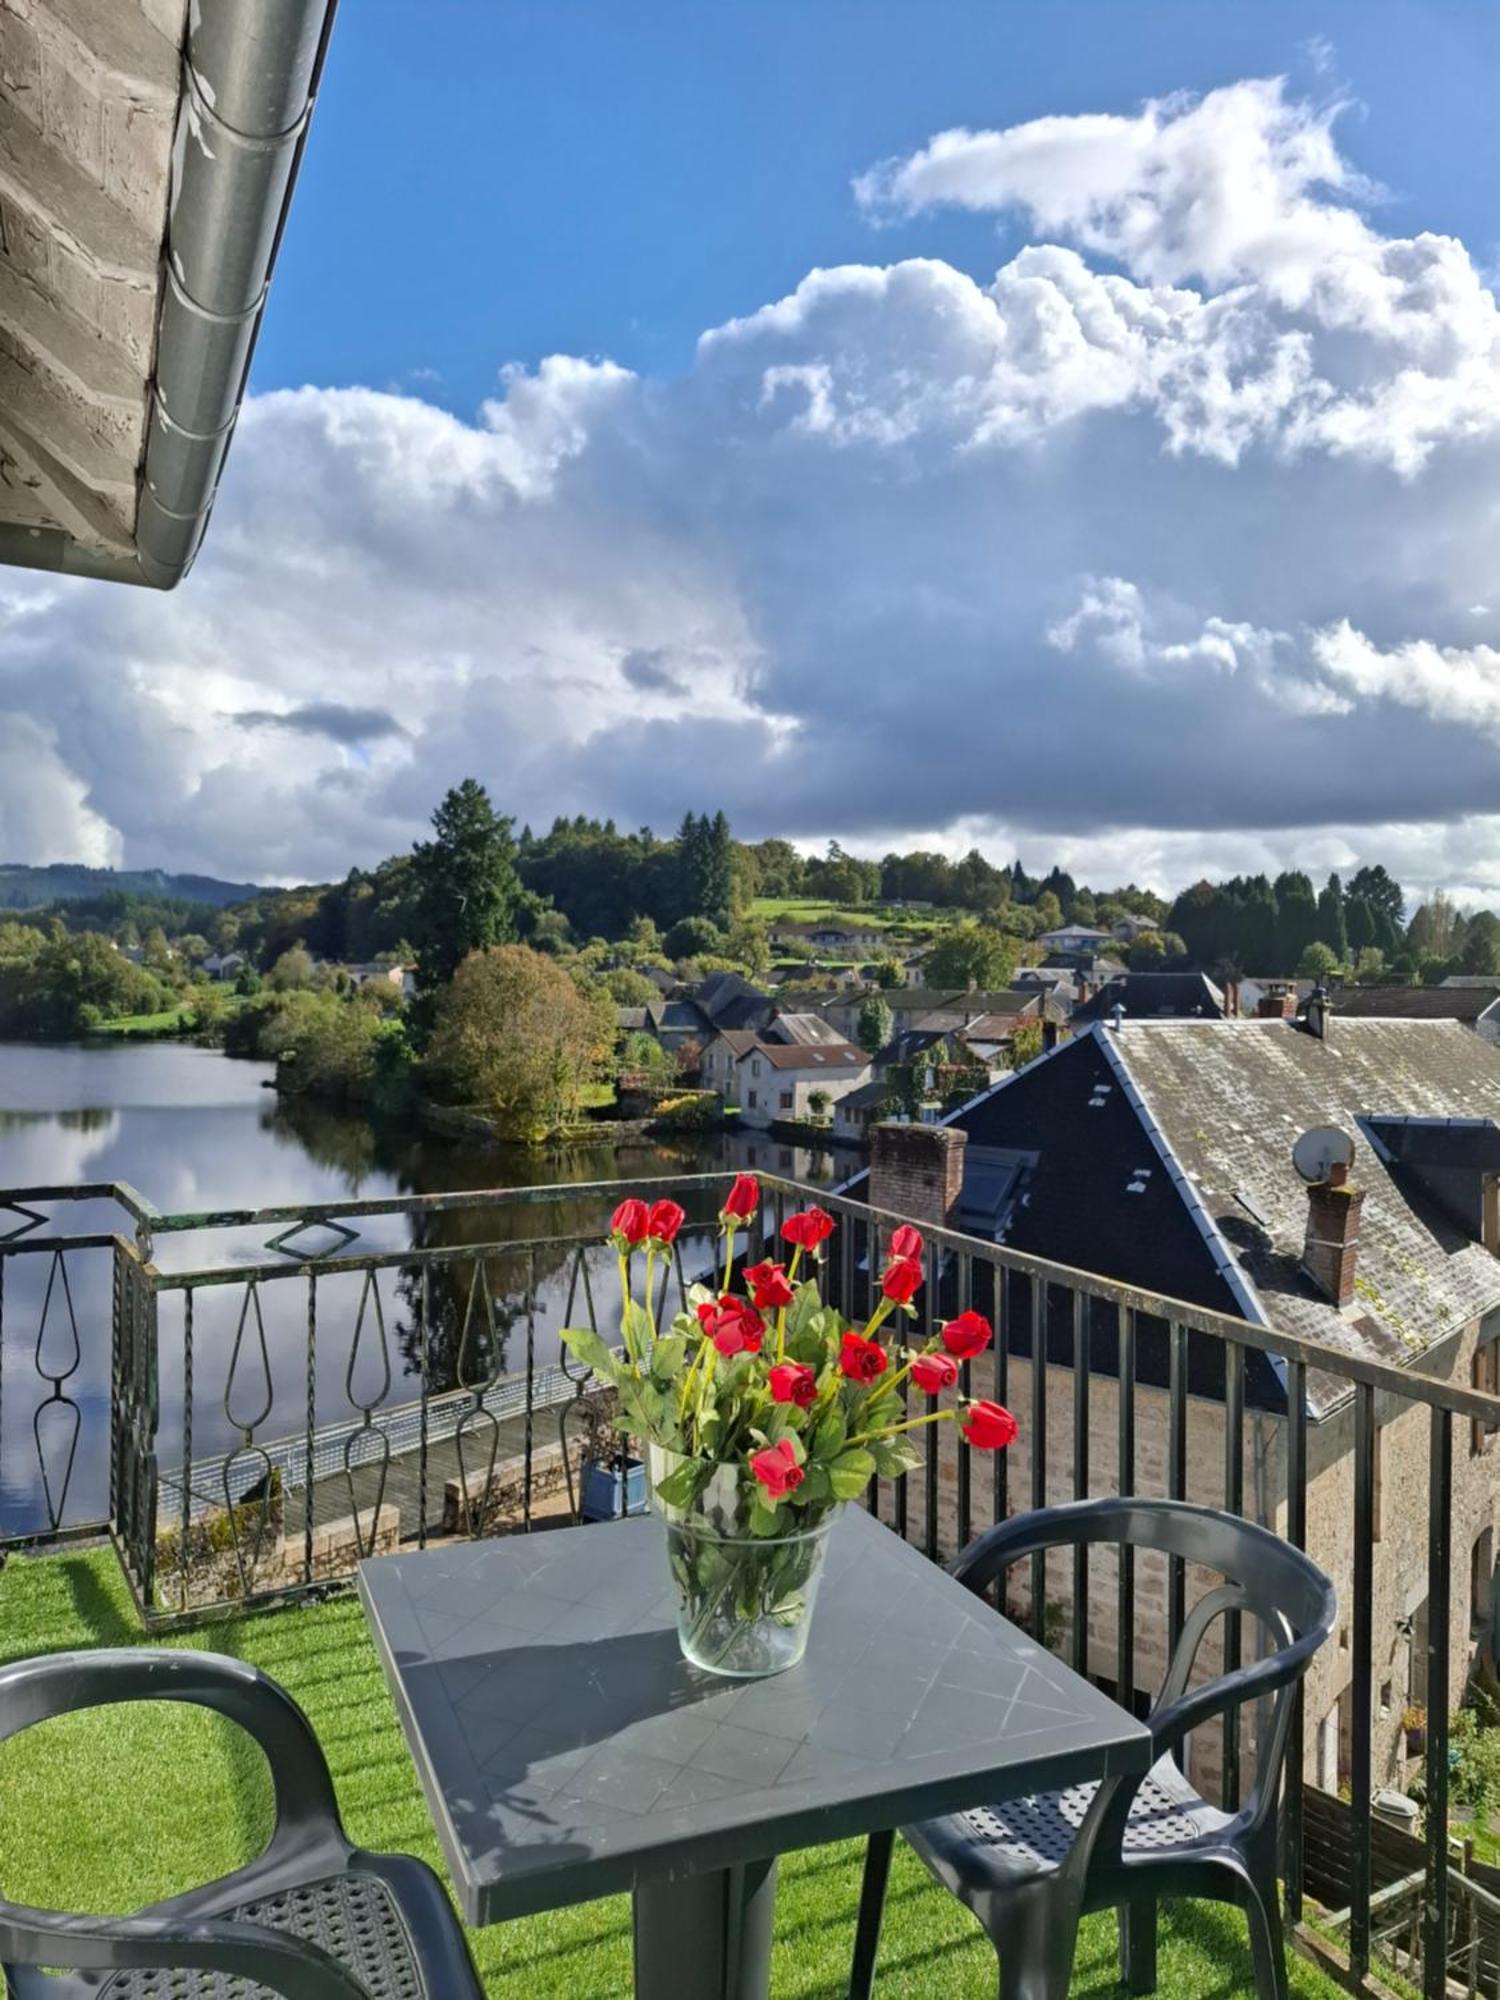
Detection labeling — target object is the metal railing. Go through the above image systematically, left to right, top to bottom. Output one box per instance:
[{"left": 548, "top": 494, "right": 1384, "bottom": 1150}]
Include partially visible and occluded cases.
[{"left": 5, "top": 1168, "right": 1500, "bottom": 2000}]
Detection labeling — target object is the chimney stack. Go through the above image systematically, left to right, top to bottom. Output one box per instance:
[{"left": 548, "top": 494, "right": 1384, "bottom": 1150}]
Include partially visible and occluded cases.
[
  {"left": 1257, "top": 986, "right": 1297, "bottom": 1020},
  {"left": 869, "top": 1120, "right": 967, "bottom": 1254},
  {"left": 1303, "top": 1160, "right": 1365, "bottom": 1307}
]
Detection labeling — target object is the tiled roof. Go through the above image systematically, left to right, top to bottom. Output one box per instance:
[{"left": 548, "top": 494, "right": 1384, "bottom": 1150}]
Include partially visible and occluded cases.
[
  {"left": 1074, "top": 973, "right": 1227, "bottom": 1023},
  {"left": 771, "top": 1012, "right": 849, "bottom": 1045},
  {"left": 736, "top": 1039, "right": 869, "bottom": 1071}
]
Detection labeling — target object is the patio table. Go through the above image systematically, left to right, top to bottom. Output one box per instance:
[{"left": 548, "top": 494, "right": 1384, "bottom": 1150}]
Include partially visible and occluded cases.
[{"left": 358, "top": 1506, "right": 1151, "bottom": 1999}]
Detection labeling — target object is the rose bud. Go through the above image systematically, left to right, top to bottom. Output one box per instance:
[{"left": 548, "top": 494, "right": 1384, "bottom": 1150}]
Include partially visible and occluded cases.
[
  {"left": 720, "top": 1173, "right": 760, "bottom": 1222},
  {"left": 610, "top": 1197, "right": 650, "bottom": 1247},
  {"left": 647, "top": 1198, "right": 685, "bottom": 1245},
  {"left": 782, "top": 1205, "right": 835, "bottom": 1250},
  {"left": 889, "top": 1223, "right": 924, "bottom": 1262},
  {"left": 880, "top": 1256, "right": 923, "bottom": 1304},
  {"left": 746, "top": 1259, "right": 795, "bottom": 1311},
  {"left": 940, "top": 1309, "right": 993, "bottom": 1360},
  {"left": 839, "top": 1330, "right": 888, "bottom": 1383},
  {"left": 910, "top": 1351, "right": 960, "bottom": 1395},
  {"left": 768, "top": 1360, "right": 818, "bottom": 1408},
  {"left": 961, "top": 1400, "right": 1019, "bottom": 1450},
  {"left": 750, "top": 1437, "right": 804, "bottom": 1500}
]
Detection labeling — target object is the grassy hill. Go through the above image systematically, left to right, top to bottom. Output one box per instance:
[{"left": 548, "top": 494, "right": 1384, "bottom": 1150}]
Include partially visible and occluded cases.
[{"left": 0, "top": 863, "right": 268, "bottom": 911}]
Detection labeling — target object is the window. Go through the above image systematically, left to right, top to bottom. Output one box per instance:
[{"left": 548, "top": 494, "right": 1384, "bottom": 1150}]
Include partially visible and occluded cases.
[
  {"left": 751, "top": 1058, "right": 762, "bottom": 1077},
  {"left": 747, "top": 1090, "right": 758, "bottom": 1110},
  {"left": 779, "top": 1090, "right": 794, "bottom": 1111}
]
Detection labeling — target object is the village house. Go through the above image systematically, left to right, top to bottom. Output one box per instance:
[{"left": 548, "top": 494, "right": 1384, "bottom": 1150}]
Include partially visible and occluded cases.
[
  {"left": 1110, "top": 912, "right": 1160, "bottom": 944},
  {"left": 768, "top": 915, "right": 885, "bottom": 954},
  {"left": 1038, "top": 921, "right": 1115, "bottom": 955},
  {"left": 1071, "top": 969, "right": 1232, "bottom": 1022},
  {"left": 852, "top": 1011, "right": 1500, "bottom": 1796},
  {"left": 705, "top": 1033, "right": 871, "bottom": 1129}
]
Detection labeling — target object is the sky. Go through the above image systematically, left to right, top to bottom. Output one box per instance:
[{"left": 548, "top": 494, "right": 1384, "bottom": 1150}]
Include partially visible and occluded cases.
[{"left": 6, "top": 1, "right": 1500, "bottom": 903}]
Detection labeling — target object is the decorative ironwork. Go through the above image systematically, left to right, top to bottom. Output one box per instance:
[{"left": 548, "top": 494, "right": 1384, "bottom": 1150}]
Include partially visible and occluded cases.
[
  {"left": 0, "top": 1199, "right": 45, "bottom": 1244},
  {"left": 265, "top": 1216, "right": 360, "bottom": 1262},
  {"left": 342, "top": 1268, "right": 393, "bottom": 1559}
]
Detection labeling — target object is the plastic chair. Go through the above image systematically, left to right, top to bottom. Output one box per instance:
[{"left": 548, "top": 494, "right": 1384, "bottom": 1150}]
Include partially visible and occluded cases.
[
  {"left": 849, "top": 1498, "right": 1337, "bottom": 2000},
  {"left": 0, "top": 1646, "right": 484, "bottom": 1998}
]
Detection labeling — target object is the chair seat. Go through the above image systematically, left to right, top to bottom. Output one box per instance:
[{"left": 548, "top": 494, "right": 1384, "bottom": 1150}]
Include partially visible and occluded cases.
[
  {"left": 907, "top": 1753, "right": 1232, "bottom": 1892},
  {"left": 99, "top": 1871, "right": 425, "bottom": 1999}
]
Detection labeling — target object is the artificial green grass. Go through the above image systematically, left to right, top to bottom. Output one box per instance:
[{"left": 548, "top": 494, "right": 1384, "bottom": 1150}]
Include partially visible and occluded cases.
[{"left": 0, "top": 1547, "right": 1344, "bottom": 1997}]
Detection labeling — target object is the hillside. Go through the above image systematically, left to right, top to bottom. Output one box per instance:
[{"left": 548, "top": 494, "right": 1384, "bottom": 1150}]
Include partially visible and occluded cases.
[{"left": 0, "top": 863, "right": 269, "bottom": 911}]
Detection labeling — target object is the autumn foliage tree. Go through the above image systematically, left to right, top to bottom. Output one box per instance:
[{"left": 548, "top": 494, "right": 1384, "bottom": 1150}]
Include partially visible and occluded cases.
[{"left": 426, "top": 945, "right": 601, "bottom": 1140}]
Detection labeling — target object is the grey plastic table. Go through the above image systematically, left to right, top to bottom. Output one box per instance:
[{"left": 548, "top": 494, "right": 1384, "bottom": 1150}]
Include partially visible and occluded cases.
[{"left": 358, "top": 1507, "right": 1151, "bottom": 2000}]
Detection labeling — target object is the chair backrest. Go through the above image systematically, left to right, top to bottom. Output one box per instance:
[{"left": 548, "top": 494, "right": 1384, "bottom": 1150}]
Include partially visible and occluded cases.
[{"left": 952, "top": 1498, "right": 1337, "bottom": 1841}]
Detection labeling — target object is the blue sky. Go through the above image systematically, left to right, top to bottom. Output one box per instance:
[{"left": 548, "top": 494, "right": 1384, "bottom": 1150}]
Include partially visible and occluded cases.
[
  {"left": 259, "top": 1, "right": 1500, "bottom": 409},
  {"left": 9, "top": 4, "right": 1500, "bottom": 900}
]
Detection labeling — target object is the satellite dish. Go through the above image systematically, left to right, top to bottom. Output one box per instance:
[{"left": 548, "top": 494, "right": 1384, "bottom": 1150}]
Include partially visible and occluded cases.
[{"left": 1292, "top": 1125, "right": 1355, "bottom": 1184}]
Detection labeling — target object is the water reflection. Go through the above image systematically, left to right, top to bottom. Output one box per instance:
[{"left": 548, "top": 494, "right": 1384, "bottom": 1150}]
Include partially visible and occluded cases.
[{"left": 0, "top": 1041, "right": 847, "bottom": 1538}]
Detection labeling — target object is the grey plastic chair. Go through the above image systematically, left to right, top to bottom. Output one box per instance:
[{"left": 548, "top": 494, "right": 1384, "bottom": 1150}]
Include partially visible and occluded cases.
[
  {"left": 849, "top": 1498, "right": 1336, "bottom": 2000},
  {"left": 0, "top": 1646, "right": 484, "bottom": 1999}
]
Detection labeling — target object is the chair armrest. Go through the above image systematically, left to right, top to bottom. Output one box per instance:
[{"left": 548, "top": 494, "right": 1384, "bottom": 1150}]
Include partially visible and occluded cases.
[
  {"left": 1147, "top": 1634, "right": 1315, "bottom": 1761},
  {"left": 0, "top": 1648, "right": 344, "bottom": 1839},
  {"left": 0, "top": 1901, "right": 369, "bottom": 1998}
]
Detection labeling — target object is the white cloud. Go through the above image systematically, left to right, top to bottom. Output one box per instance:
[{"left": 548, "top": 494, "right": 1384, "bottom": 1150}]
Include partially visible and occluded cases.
[{"left": 3, "top": 73, "right": 1500, "bottom": 904}]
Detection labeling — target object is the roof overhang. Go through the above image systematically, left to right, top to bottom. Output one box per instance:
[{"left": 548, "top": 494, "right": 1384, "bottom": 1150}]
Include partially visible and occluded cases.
[{"left": 0, "top": 0, "right": 337, "bottom": 590}]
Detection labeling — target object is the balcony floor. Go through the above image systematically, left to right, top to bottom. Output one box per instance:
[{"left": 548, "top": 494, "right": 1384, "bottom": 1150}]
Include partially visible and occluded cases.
[{"left": 0, "top": 1547, "right": 1345, "bottom": 1999}]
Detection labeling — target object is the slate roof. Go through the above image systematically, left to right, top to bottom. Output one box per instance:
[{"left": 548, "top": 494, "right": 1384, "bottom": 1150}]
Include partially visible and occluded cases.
[
  {"left": 693, "top": 972, "right": 774, "bottom": 1031},
  {"left": 1073, "top": 973, "right": 1228, "bottom": 1023},
  {"left": 1329, "top": 985, "right": 1500, "bottom": 1023},
  {"left": 615, "top": 1006, "right": 650, "bottom": 1032},
  {"left": 770, "top": 1012, "right": 849, "bottom": 1046},
  {"left": 1113, "top": 1018, "right": 1500, "bottom": 1411},
  {"left": 837, "top": 1078, "right": 897, "bottom": 1115}
]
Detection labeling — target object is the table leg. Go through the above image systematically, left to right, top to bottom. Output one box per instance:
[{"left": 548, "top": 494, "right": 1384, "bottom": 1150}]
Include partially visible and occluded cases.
[{"left": 633, "top": 1856, "right": 777, "bottom": 2000}]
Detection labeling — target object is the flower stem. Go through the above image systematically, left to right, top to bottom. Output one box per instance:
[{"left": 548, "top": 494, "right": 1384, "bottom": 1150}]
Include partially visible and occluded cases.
[
  {"left": 617, "top": 1251, "right": 637, "bottom": 1368},
  {"left": 846, "top": 1408, "right": 956, "bottom": 1449}
]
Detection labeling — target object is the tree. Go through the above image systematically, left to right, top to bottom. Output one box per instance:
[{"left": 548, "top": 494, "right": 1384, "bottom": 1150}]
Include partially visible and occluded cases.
[
  {"left": 410, "top": 780, "right": 521, "bottom": 1012},
  {"left": 676, "top": 811, "right": 735, "bottom": 928},
  {"left": 1348, "top": 864, "right": 1405, "bottom": 929},
  {"left": 1273, "top": 871, "right": 1320, "bottom": 973},
  {"left": 1316, "top": 874, "right": 1349, "bottom": 963},
  {"left": 1408, "top": 891, "right": 1459, "bottom": 964},
  {"left": 1462, "top": 912, "right": 1500, "bottom": 977},
  {"left": 664, "top": 914, "right": 725, "bottom": 960},
  {"left": 724, "top": 914, "right": 771, "bottom": 978},
  {"left": 925, "top": 924, "right": 1016, "bottom": 991},
  {"left": 1127, "top": 930, "right": 1187, "bottom": 969},
  {"left": 1296, "top": 941, "right": 1342, "bottom": 980},
  {"left": 426, "top": 945, "right": 601, "bottom": 1139},
  {"left": 268, "top": 946, "right": 314, "bottom": 991},
  {"left": 1353, "top": 946, "right": 1385, "bottom": 981},
  {"left": 874, "top": 958, "right": 905, "bottom": 989},
  {"left": 604, "top": 967, "right": 658, "bottom": 1006},
  {"left": 856, "top": 993, "right": 894, "bottom": 1057},
  {"left": 1008, "top": 1022, "right": 1043, "bottom": 1069},
  {"left": 807, "top": 1087, "right": 831, "bottom": 1124}
]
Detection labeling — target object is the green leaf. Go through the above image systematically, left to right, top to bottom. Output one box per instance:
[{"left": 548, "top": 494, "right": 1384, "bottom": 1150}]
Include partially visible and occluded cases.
[
  {"left": 785, "top": 1280, "right": 824, "bottom": 1342},
  {"left": 623, "top": 1298, "right": 654, "bottom": 1356},
  {"left": 559, "top": 1325, "right": 625, "bottom": 1387},
  {"left": 649, "top": 1333, "right": 687, "bottom": 1384},
  {"left": 811, "top": 1408, "right": 847, "bottom": 1461},
  {"left": 871, "top": 1436, "right": 923, "bottom": 1478},
  {"left": 828, "top": 1447, "right": 877, "bottom": 1500},
  {"left": 653, "top": 1459, "right": 708, "bottom": 1509},
  {"left": 800, "top": 1461, "right": 832, "bottom": 1505},
  {"left": 749, "top": 1500, "right": 785, "bottom": 1538}
]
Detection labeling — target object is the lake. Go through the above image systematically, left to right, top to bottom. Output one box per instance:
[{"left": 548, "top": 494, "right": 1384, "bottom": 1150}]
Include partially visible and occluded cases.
[{"left": 0, "top": 1040, "right": 844, "bottom": 1537}]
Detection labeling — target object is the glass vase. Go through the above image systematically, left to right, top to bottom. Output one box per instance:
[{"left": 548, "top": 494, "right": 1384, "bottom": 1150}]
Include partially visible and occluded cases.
[{"left": 647, "top": 1445, "right": 837, "bottom": 1677}]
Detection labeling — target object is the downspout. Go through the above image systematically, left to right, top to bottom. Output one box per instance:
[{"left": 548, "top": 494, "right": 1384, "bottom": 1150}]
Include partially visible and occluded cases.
[{"left": 136, "top": 0, "right": 340, "bottom": 587}]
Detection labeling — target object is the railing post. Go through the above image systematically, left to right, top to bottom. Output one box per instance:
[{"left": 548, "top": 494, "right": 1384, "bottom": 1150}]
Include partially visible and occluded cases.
[
  {"left": 1285, "top": 1358, "right": 1308, "bottom": 1926},
  {"left": 1351, "top": 1382, "right": 1377, "bottom": 1980},
  {"left": 1424, "top": 1407, "right": 1453, "bottom": 2000}
]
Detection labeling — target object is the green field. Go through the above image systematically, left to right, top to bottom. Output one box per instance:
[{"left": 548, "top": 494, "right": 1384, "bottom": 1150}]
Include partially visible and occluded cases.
[{"left": 90, "top": 1005, "right": 197, "bottom": 1036}]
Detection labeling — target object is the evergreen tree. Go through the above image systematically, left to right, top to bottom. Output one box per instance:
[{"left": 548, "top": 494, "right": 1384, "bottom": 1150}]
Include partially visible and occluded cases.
[
  {"left": 410, "top": 780, "right": 521, "bottom": 1014},
  {"left": 1348, "top": 865, "right": 1405, "bottom": 929},
  {"left": 1273, "top": 871, "right": 1320, "bottom": 973},
  {"left": 1316, "top": 874, "right": 1349, "bottom": 963},
  {"left": 1239, "top": 876, "right": 1279, "bottom": 972},
  {"left": 856, "top": 992, "right": 894, "bottom": 1058}
]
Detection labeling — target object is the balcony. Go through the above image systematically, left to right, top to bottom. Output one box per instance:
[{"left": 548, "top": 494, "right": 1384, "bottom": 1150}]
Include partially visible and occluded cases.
[{"left": 2, "top": 1169, "right": 1499, "bottom": 1996}]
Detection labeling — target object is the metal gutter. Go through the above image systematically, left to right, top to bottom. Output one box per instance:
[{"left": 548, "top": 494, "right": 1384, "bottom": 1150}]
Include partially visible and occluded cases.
[{"left": 138, "top": 0, "right": 339, "bottom": 588}]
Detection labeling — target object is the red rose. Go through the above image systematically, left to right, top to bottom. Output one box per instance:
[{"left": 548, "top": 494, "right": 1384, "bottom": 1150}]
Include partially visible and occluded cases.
[
  {"left": 721, "top": 1173, "right": 760, "bottom": 1221},
  {"left": 610, "top": 1197, "right": 650, "bottom": 1247},
  {"left": 647, "top": 1198, "right": 685, "bottom": 1245},
  {"left": 782, "top": 1205, "right": 835, "bottom": 1251},
  {"left": 889, "top": 1223, "right": 924, "bottom": 1262},
  {"left": 880, "top": 1256, "right": 923, "bottom": 1304},
  {"left": 746, "top": 1259, "right": 795, "bottom": 1311},
  {"left": 696, "top": 1295, "right": 765, "bottom": 1357},
  {"left": 940, "top": 1310, "right": 993, "bottom": 1360},
  {"left": 839, "top": 1330, "right": 888, "bottom": 1383},
  {"left": 910, "top": 1351, "right": 959, "bottom": 1395},
  {"left": 768, "top": 1360, "right": 818, "bottom": 1408},
  {"left": 961, "top": 1400, "right": 1019, "bottom": 1451},
  {"left": 750, "top": 1437, "right": 804, "bottom": 1501}
]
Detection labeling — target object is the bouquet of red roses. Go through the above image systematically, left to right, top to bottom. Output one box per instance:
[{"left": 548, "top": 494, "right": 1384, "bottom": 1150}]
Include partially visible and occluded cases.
[{"left": 562, "top": 1172, "right": 1017, "bottom": 1531}]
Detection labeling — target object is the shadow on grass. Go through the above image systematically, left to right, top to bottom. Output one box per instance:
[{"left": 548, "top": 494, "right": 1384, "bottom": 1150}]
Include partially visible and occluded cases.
[{"left": 60, "top": 1550, "right": 140, "bottom": 1648}]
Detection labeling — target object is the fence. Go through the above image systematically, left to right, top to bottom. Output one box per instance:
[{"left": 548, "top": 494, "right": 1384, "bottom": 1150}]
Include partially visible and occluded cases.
[{"left": 6, "top": 1168, "right": 1500, "bottom": 2000}]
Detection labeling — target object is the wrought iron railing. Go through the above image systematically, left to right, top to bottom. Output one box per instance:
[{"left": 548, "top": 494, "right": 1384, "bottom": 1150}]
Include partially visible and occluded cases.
[{"left": 5, "top": 1168, "right": 1500, "bottom": 2000}]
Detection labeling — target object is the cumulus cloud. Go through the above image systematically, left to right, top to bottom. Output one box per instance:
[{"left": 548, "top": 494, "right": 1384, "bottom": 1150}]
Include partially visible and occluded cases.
[{"left": 3, "top": 72, "right": 1500, "bottom": 899}]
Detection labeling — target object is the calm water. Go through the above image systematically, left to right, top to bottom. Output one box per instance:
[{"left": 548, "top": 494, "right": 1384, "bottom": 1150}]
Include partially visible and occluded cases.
[{"left": 0, "top": 1040, "right": 842, "bottom": 1534}]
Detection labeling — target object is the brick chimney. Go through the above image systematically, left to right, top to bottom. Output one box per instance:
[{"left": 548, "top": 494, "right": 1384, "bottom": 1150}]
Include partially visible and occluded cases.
[
  {"left": 1224, "top": 979, "right": 1241, "bottom": 1019},
  {"left": 1257, "top": 986, "right": 1297, "bottom": 1020},
  {"left": 869, "top": 1121, "right": 967, "bottom": 1251},
  {"left": 1303, "top": 1160, "right": 1365, "bottom": 1308}
]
